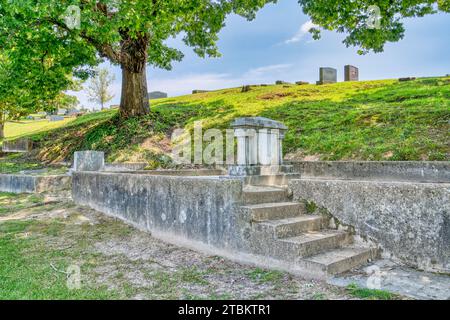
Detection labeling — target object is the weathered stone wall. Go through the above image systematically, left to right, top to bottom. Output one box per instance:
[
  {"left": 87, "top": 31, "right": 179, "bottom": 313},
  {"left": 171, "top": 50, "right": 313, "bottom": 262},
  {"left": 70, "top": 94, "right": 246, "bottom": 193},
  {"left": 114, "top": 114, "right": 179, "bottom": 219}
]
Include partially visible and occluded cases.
[
  {"left": 2, "top": 139, "right": 33, "bottom": 153},
  {"left": 290, "top": 161, "right": 450, "bottom": 183},
  {"left": 103, "top": 162, "right": 147, "bottom": 172},
  {"left": 129, "top": 169, "right": 226, "bottom": 176},
  {"left": 72, "top": 172, "right": 247, "bottom": 250},
  {"left": 0, "top": 174, "right": 71, "bottom": 193},
  {"left": 289, "top": 179, "right": 450, "bottom": 272}
]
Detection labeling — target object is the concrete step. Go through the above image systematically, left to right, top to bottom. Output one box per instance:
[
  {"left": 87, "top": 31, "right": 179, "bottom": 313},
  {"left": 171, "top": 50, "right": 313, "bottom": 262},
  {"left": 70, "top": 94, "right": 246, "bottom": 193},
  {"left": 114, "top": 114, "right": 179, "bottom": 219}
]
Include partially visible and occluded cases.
[
  {"left": 243, "top": 174, "right": 301, "bottom": 187},
  {"left": 242, "top": 186, "right": 290, "bottom": 204},
  {"left": 244, "top": 202, "right": 305, "bottom": 221},
  {"left": 256, "top": 215, "right": 325, "bottom": 237},
  {"left": 270, "top": 230, "right": 351, "bottom": 260},
  {"left": 298, "top": 247, "right": 379, "bottom": 278}
]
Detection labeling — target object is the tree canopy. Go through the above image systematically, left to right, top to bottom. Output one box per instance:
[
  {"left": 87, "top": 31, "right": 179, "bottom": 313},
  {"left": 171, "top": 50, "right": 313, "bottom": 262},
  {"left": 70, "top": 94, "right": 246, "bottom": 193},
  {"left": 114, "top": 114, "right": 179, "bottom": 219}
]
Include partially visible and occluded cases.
[
  {"left": 0, "top": 0, "right": 277, "bottom": 117},
  {"left": 300, "top": 0, "right": 448, "bottom": 54}
]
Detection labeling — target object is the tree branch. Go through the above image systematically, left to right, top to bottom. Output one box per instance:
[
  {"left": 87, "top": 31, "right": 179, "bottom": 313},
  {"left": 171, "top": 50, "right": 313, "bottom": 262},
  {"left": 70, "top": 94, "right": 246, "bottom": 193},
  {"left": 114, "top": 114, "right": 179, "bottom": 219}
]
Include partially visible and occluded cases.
[{"left": 49, "top": 18, "right": 122, "bottom": 64}]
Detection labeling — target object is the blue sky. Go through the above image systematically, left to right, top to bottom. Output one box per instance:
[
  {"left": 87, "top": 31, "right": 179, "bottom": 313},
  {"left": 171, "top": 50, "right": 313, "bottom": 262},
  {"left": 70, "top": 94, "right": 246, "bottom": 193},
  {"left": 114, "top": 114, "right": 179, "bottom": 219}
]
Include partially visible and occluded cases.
[{"left": 74, "top": 0, "right": 450, "bottom": 110}]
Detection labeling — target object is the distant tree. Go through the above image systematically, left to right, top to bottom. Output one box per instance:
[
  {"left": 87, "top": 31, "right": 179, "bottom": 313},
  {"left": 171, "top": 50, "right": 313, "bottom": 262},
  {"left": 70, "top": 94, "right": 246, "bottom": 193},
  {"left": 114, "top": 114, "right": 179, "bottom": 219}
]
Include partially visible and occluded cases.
[
  {"left": 299, "top": 0, "right": 449, "bottom": 54},
  {"left": 0, "top": 46, "right": 85, "bottom": 139},
  {"left": 87, "top": 68, "right": 115, "bottom": 110},
  {"left": 52, "top": 93, "right": 80, "bottom": 112}
]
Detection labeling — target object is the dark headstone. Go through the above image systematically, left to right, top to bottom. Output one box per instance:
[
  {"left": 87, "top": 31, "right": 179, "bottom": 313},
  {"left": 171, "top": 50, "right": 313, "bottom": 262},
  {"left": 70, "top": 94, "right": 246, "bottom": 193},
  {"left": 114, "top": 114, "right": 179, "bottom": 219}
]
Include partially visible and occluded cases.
[
  {"left": 344, "top": 65, "right": 359, "bottom": 81},
  {"left": 317, "top": 67, "right": 337, "bottom": 85},
  {"left": 399, "top": 77, "right": 416, "bottom": 82},
  {"left": 275, "top": 80, "right": 290, "bottom": 85},
  {"left": 295, "top": 81, "right": 309, "bottom": 85},
  {"left": 241, "top": 85, "right": 251, "bottom": 93},
  {"left": 192, "top": 90, "right": 210, "bottom": 94},
  {"left": 148, "top": 91, "right": 168, "bottom": 99}
]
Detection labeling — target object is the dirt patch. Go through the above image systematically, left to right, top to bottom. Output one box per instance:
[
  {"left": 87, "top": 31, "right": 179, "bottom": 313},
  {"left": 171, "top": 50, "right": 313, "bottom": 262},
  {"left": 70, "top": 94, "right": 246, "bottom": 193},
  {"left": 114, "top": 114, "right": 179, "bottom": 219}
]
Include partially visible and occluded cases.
[
  {"left": 259, "top": 92, "right": 294, "bottom": 100},
  {"left": 140, "top": 135, "right": 172, "bottom": 154},
  {"left": 285, "top": 150, "right": 323, "bottom": 162},
  {"left": 0, "top": 193, "right": 365, "bottom": 300},
  {"left": 92, "top": 231, "right": 351, "bottom": 299}
]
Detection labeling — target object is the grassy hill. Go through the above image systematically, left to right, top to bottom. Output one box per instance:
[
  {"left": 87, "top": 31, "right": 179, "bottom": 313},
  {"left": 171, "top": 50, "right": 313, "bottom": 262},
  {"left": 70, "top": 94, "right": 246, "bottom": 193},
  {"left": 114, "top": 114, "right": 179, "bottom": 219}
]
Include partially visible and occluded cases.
[{"left": 1, "top": 77, "right": 449, "bottom": 172}]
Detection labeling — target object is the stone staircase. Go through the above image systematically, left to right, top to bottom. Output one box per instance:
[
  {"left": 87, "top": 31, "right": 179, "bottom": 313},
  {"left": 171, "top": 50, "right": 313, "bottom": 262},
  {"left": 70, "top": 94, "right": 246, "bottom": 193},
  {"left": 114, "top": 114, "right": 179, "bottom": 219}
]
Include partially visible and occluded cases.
[{"left": 241, "top": 185, "right": 379, "bottom": 279}]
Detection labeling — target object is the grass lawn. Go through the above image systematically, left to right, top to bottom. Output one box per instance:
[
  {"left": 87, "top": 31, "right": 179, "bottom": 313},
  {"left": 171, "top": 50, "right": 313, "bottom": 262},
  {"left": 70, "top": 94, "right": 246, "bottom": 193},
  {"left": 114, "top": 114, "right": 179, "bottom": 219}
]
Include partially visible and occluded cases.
[
  {"left": 1, "top": 77, "right": 449, "bottom": 168},
  {"left": 4, "top": 118, "right": 75, "bottom": 141},
  {"left": 1, "top": 192, "right": 401, "bottom": 300}
]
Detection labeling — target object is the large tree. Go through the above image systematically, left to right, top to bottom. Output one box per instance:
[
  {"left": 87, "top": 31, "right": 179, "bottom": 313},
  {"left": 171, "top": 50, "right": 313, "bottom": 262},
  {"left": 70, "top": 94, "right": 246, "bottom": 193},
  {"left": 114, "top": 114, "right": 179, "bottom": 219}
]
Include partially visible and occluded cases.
[
  {"left": 0, "top": 0, "right": 276, "bottom": 118},
  {"left": 0, "top": 1, "right": 447, "bottom": 120}
]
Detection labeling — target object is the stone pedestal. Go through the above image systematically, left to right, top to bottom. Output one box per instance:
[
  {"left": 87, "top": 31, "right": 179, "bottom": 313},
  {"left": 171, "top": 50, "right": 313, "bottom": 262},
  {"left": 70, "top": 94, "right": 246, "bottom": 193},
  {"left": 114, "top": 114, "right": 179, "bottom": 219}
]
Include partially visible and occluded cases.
[{"left": 228, "top": 117, "right": 288, "bottom": 176}]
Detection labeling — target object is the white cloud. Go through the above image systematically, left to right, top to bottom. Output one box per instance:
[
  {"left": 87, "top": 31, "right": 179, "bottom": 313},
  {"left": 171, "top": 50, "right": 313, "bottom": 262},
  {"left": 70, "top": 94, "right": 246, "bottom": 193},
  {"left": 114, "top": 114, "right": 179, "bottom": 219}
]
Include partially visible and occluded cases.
[
  {"left": 285, "top": 20, "right": 318, "bottom": 44},
  {"left": 147, "top": 64, "right": 294, "bottom": 97},
  {"left": 244, "top": 64, "right": 293, "bottom": 78},
  {"left": 149, "top": 73, "right": 236, "bottom": 96}
]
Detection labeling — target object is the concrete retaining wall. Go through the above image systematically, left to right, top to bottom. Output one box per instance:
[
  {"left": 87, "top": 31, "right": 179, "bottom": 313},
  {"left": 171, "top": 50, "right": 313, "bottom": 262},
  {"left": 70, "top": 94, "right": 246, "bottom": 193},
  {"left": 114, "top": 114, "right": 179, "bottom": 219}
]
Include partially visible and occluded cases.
[
  {"left": 2, "top": 138, "right": 33, "bottom": 153},
  {"left": 290, "top": 161, "right": 450, "bottom": 183},
  {"left": 103, "top": 163, "right": 147, "bottom": 172},
  {"left": 129, "top": 169, "right": 226, "bottom": 176},
  {"left": 72, "top": 172, "right": 246, "bottom": 249},
  {"left": 0, "top": 174, "right": 71, "bottom": 193},
  {"left": 289, "top": 178, "right": 450, "bottom": 272}
]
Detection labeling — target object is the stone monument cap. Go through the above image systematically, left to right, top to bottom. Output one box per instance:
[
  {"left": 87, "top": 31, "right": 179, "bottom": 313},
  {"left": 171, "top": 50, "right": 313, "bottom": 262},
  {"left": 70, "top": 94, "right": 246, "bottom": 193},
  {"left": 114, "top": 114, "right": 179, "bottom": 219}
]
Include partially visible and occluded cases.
[{"left": 230, "top": 117, "right": 288, "bottom": 131}]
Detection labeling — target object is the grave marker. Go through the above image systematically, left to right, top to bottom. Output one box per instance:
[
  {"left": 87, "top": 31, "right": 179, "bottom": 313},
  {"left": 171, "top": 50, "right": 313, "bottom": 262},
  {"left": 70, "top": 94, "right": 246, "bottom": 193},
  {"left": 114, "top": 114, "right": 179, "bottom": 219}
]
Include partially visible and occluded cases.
[
  {"left": 344, "top": 65, "right": 359, "bottom": 81},
  {"left": 317, "top": 67, "right": 337, "bottom": 85},
  {"left": 49, "top": 115, "right": 64, "bottom": 121}
]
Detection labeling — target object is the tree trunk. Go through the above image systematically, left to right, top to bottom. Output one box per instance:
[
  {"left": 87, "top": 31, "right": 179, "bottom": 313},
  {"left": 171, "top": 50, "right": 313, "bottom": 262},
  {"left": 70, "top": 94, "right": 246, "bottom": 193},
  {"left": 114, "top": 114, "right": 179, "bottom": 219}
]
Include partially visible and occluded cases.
[
  {"left": 119, "top": 34, "right": 150, "bottom": 118},
  {"left": 119, "top": 65, "right": 150, "bottom": 117},
  {"left": 0, "top": 121, "right": 4, "bottom": 140}
]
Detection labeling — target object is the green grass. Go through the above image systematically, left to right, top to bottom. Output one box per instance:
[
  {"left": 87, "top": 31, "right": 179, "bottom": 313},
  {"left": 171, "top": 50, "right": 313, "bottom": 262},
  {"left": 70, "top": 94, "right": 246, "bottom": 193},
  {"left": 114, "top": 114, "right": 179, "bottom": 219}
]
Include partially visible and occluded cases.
[
  {"left": 2, "top": 77, "right": 449, "bottom": 168},
  {"left": 4, "top": 118, "right": 75, "bottom": 141},
  {"left": 0, "top": 154, "right": 44, "bottom": 174},
  {"left": 0, "top": 192, "right": 44, "bottom": 216},
  {"left": 0, "top": 192, "right": 373, "bottom": 300},
  {"left": 0, "top": 220, "right": 118, "bottom": 299},
  {"left": 246, "top": 267, "right": 285, "bottom": 284},
  {"left": 346, "top": 283, "right": 397, "bottom": 300}
]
